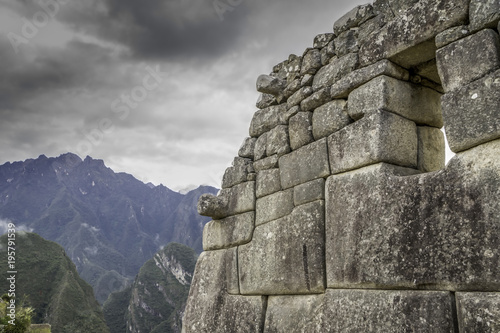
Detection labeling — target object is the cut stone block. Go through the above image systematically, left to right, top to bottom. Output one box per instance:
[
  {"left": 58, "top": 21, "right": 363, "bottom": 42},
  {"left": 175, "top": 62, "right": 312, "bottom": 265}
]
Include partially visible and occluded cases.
[
  {"left": 360, "top": 0, "right": 470, "bottom": 67},
  {"left": 470, "top": 0, "right": 500, "bottom": 31},
  {"left": 333, "top": 4, "right": 375, "bottom": 36},
  {"left": 435, "top": 25, "right": 471, "bottom": 49},
  {"left": 335, "top": 29, "right": 359, "bottom": 58},
  {"left": 437, "top": 29, "right": 500, "bottom": 92},
  {"left": 313, "top": 33, "right": 334, "bottom": 49},
  {"left": 301, "top": 49, "right": 322, "bottom": 75},
  {"left": 312, "top": 53, "right": 359, "bottom": 91},
  {"left": 285, "top": 55, "right": 302, "bottom": 84},
  {"left": 330, "top": 59, "right": 409, "bottom": 98},
  {"left": 442, "top": 69, "right": 500, "bottom": 152},
  {"left": 256, "top": 74, "right": 286, "bottom": 96},
  {"left": 301, "top": 74, "right": 314, "bottom": 87},
  {"left": 348, "top": 75, "right": 443, "bottom": 127},
  {"left": 282, "top": 79, "right": 301, "bottom": 100},
  {"left": 287, "top": 86, "right": 313, "bottom": 109},
  {"left": 300, "top": 88, "right": 330, "bottom": 112},
  {"left": 256, "top": 93, "right": 277, "bottom": 109},
  {"left": 312, "top": 100, "right": 351, "bottom": 140},
  {"left": 249, "top": 104, "right": 286, "bottom": 137},
  {"left": 279, "top": 105, "right": 300, "bottom": 124},
  {"left": 328, "top": 110, "right": 418, "bottom": 174},
  {"left": 289, "top": 112, "right": 314, "bottom": 150},
  {"left": 266, "top": 125, "right": 290, "bottom": 157},
  {"left": 417, "top": 126, "right": 445, "bottom": 172},
  {"left": 253, "top": 132, "right": 267, "bottom": 161},
  {"left": 238, "top": 137, "right": 256, "bottom": 159},
  {"left": 279, "top": 138, "right": 331, "bottom": 189},
  {"left": 325, "top": 144, "right": 500, "bottom": 290},
  {"left": 253, "top": 155, "right": 279, "bottom": 172},
  {"left": 222, "top": 157, "right": 253, "bottom": 189},
  {"left": 256, "top": 168, "right": 281, "bottom": 198},
  {"left": 294, "top": 178, "right": 325, "bottom": 206},
  {"left": 209, "top": 181, "right": 255, "bottom": 219},
  {"left": 255, "top": 189, "right": 293, "bottom": 226},
  {"left": 198, "top": 193, "right": 228, "bottom": 219},
  {"left": 239, "top": 201, "right": 325, "bottom": 295},
  {"left": 203, "top": 212, "right": 255, "bottom": 251},
  {"left": 182, "top": 250, "right": 266, "bottom": 333},
  {"left": 264, "top": 290, "right": 456, "bottom": 333},
  {"left": 457, "top": 292, "right": 500, "bottom": 333}
]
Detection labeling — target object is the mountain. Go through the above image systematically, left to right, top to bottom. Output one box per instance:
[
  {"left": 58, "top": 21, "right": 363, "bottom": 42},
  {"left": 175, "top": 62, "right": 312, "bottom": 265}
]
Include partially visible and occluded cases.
[
  {"left": 0, "top": 153, "right": 217, "bottom": 303},
  {"left": 0, "top": 232, "right": 110, "bottom": 333},
  {"left": 104, "top": 242, "right": 197, "bottom": 333}
]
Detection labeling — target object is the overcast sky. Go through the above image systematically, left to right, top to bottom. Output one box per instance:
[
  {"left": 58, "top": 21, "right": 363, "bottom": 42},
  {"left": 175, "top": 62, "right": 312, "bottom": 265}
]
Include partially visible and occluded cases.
[{"left": 0, "top": 0, "right": 371, "bottom": 191}]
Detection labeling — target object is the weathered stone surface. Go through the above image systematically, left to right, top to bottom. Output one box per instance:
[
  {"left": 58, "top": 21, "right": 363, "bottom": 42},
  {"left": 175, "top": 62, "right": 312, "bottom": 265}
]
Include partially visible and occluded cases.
[
  {"left": 360, "top": 0, "right": 470, "bottom": 67},
  {"left": 470, "top": 0, "right": 500, "bottom": 31},
  {"left": 333, "top": 4, "right": 375, "bottom": 36},
  {"left": 357, "top": 14, "right": 386, "bottom": 46},
  {"left": 435, "top": 25, "right": 471, "bottom": 48},
  {"left": 335, "top": 29, "right": 359, "bottom": 57},
  {"left": 437, "top": 29, "right": 500, "bottom": 92},
  {"left": 313, "top": 33, "right": 334, "bottom": 49},
  {"left": 326, "top": 40, "right": 336, "bottom": 57},
  {"left": 320, "top": 47, "right": 331, "bottom": 66},
  {"left": 301, "top": 49, "right": 322, "bottom": 75},
  {"left": 312, "top": 53, "right": 359, "bottom": 91},
  {"left": 285, "top": 55, "right": 302, "bottom": 83},
  {"left": 330, "top": 59, "right": 409, "bottom": 98},
  {"left": 442, "top": 69, "right": 500, "bottom": 152},
  {"left": 256, "top": 74, "right": 286, "bottom": 96},
  {"left": 300, "top": 74, "right": 314, "bottom": 87},
  {"left": 348, "top": 75, "right": 443, "bottom": 127},
  {"left": 282, "top": 78, "right": 301, "bottom": 100},
  {"left": 287, "top": 86, "right": 313, "bottom": 109},
  {"left": 300, "top": 88, "right": 331, "bottom": 112},
  {"left": 256, "top": 93, "right": 277, "bottom": 109},
  {"left": 312, "top": 100, "right": 351, "bottom": 140},
  {"left": 249, "top": 105, "right": 286, "bottom": 137},
  {"left": 279, "top": 105, "right": 300, "bottom": 124},
  {"left": 328, "top": 110, "right": 418, "bottom": 174},
  {"left": 289, "top": 112, "right": 314, "bottom": 150},
  {"left": 266, "top": 125, "right": 290, "bottom": 157},
  {"left": 417, "top": 126, "right": 445, "bottom": 172},
  {"left": 253, "top": 132, "right": 267, "bottom": 161},
  {"left": 238, "top": 137, "right": 256, "bottom": 159},
  {"left": 279, "top": 138, "right": 330, "bottom": 189},
  {"left": 326, "top": 143, "right": 500, "bottom": 290},
  {"left": 253, "top": 154, "right": 279, "bottom": 172},
  {"left": 222, "top": 157, "right": 253, "bottom": 188},
  {"left": 256, "top": 168, "right": 281, "bottom": 198},
  {"left": 294, "top": 178, "right": 324, "bottom": 206},
  {"left": 215, "top": 181, "right": 255, "bottom": 219},
  {"left": 255, "top": 189, "right": 293, "bottom": 226},
  {"left": 198, "top": 193, "right": 228, "bottom": 219},
  {"left": 239, "top": 201, "right": 325, "bottom": 294},
  {"left": 203, "top": 212, "right": 255, "bottom": 251},
  {"left": 182, "top": 250, "right": 266, "bottom": 333},
  {"left": 264, "top": 290, "right": 455, "bottom": 333},
  {"left": 457, "top": 292, "right": 500, "bottom": 332}
]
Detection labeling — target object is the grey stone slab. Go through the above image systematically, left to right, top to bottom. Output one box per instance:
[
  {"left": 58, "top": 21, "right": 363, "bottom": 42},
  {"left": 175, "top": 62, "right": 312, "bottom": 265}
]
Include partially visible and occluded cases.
[
  {"left": 359, "top": 0, "right": 469, "bottom": 67},
  {"left": 470, "top": 0, "right": 500, "bottom": 31},
  {"left": 333, "top": 4, "right": 375, "bottom": 36},
  {"left": 357, "top": 14, "right": 386, "bottom": 47},
  {"left": 435, "top": 25, "right": 471, "bottom": 48},
  {"left": 335, "top": 29, "right": 359, "bottom": 58},
  {"left": 437, "top": 29, "right": 500, "bottom": 92},
  {"left": 313, "top": 33, "right": 334, "bottom": 49},
  {"left": 301, "top": 49, "right": 322, "bottom": 75},
  {"left": 312, "top": 53, "right": 359, "bottom": 91},
  {"left": 284, "top": 54, "right": 302, "bottom": 84},
  {"left": 330, "top": 59, "right": 409, "bottom": 98},
  {"left": 442, "top": 69, "right": 500, "bottom": 153},
  {"left": 256, "top": 74, "right": 286, "bottom": 96},
  {"left": 300, "top": 74, "right": 314, "bottom": 87},
  {"left": 348, "top": 75, "right": 443, "bottom": 127},
  {"left": 282, "top": 78, "right": 301, "bottom": 101},
  {"left": 287, "top": 86, "right": 313, "bottom": 109},
  {"left": 300, "top": 88, "right": 331, "bottom": 112},
  {"left": 256, "top": 93, "right": 277, "bottom": 109},
  {"left": 312, "top": 100, "right": 351, "bottom": 140},
  {"left": 249, "top": 104, "right": 287, "bottom": 138},
  {"left": 279, "top": 105, "right": 300, "bottom": 124},
  {"left": 328, "top": 110, "right": 418, "bottom": 174},
  {"left": 289, "top": 112, "right": 314, "bottom": 150},
  {"left": 266, "top": 125, "right": 290, "bottom": 157},
  {"left": 417, "top": 126, "right": 445, "bottom": 172},
  {"left": 253, "top": 132, "right": 267, "bottom": 161},
  {"left": 238, "top": 137, "right": 256, "bottom": 159},
  {"left": 279, "top": 138, "right": 331, "bottom": 189},
  {"left": 325, "top": 144, "right": 500, "bottom": 290},
  {"left": 253, "top": 155, "right": 279, "bottom": 172},
  {"left": 222, "top": 157, "right": 253, "bottom": 189},
  {"left": 256, "top": 168, "right": 281, "bottom": 198},
  {"left": 293, "top": 178, "right": 325, "bottom": 206},
  {"left": 218, "top": 181, "right": 255, "bottom": 218},
  {"left": 255, "top": 189, "right": 294, "bottom": 226},
  {"left": 198, "top": 193, "right": 228, "bottom": 219},
  {"left": 239, "top": 201, "right": 325, "bottom": 295},
  {"left": 203, "top": 212, "right": 255, "bottom": 251},
  {"left": 182, "top": 250, "right": 266, "bottom": 333},
  {"left": 264, "top": 290, "right": 456, "bottom": 333},
  {"left": 457, "top": 292, "right": 500, "bottom": 333}
]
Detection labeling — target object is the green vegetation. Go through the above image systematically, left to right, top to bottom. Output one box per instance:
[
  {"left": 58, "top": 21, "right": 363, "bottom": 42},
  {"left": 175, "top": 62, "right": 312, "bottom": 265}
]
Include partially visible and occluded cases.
[{"left": 0, "top": 295, "right": 33, "bottom": 333}]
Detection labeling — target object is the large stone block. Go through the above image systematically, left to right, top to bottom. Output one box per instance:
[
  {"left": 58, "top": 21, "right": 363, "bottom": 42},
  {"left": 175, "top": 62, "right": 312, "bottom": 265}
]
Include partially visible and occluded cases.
[
  {"left": 360, "top": 0, "right": 469, "bottom": 67},
  {"left": 470, "top": 0, "right": 500, "bottom": 31},
  {"left": 333, "top": 4, "right": 375, "bottom": 36},
  {"left": 435, "top": 25, "right": 471, "bottom": 48},
  {"left": 335, "top": 29, "right": 359, "bottom": 57},
  {"left": 437, "top": 29, "right": 500, "bottom": 92},
  {"left": 313, "top": 33, "right": 334, "bottom": 49},
  {"left": 301, "top": 49, "right": 322, "bottom": 75},
  {"left": 312, "top": 53, "right": 359, "bottom": 91},
  {"left": 330, "top": 59, "right": 409, "bottom": 98},
  {"left": 442, "top": 69, "right": 500, "bottom": 152},
  {"left": 256, "top": 74, "right": 286, "bottom": 96},
  {"left": 348, "top": 75, "right": 443, "bottom": 127},
  {"left": 287, "top": 86, "right": 313, "bottom": 109},
  {"left": 300, "top": 88, "right": 330, "bottom": 112},
  {"left": 312, "top": 100, "right": 351, "bottom": 140},
  {"left": 249, "top": 105, "right": 286, "bottom": 137},
  {"left": 328, "top": 110, "right": 418, "bottom": 174},
  {"left": 289, "top": 112, "right": 314, "bottom": 150},
  {"left": 266, "top": 125, "right": 290, "bottom": 157},
  {"left": 417, "top": 126, "right": 445, "bottom": 172},
  {"left": 253, "top": 132, "right": 267, "bottom": 161},
  {"left": 238, "top": 137, "right": 256, "bottom": 159},
  {"left": 279, "top": 138, "right": 330, "bottom": 189},
  {"left": 325, "top": 142, "right": 500, "bottom": 290},
  {"left": 253, "top": 154, "right": 279, "bottom": 172},
  {"left": 222, "top": 157, "right": 253, "bottom": 189},
  {"left": 256, "top": 168, "right": 281, "bottom": 198},
  {"left": 293, "top": 178, "right": 324, "bottom": 206},
  {"left": 198, "top": 181, "right": 255, "bottom": 220},
  {"left": 255, "top": 189, "right": 293, "bottom": 226},
  {"left": 239, "top": 201, "right": 325, "bottom": 295},
  {"left": 203, "top": 212, "right": 255, "bottom": 251},
  {"left": 182, "top": 250, "right": 266, "bottom": 333},
  {"left": 264, "top": 290, "right": 456, "bottom": 333},
  {"left": 457, "top": 292, "right": 500, "bottom": 332}
]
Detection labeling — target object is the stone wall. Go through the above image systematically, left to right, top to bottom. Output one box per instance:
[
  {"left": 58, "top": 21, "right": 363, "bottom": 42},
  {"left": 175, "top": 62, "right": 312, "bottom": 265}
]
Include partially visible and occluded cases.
[{"left": 183, "top": 0, "right": 500, "bottom": 332}]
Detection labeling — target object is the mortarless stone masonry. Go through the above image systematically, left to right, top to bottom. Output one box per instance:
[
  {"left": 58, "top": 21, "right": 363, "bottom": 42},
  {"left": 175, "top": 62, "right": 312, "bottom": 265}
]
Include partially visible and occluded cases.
[{"left": 184, "top": 0, "right": 500, "bottom": 332}]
